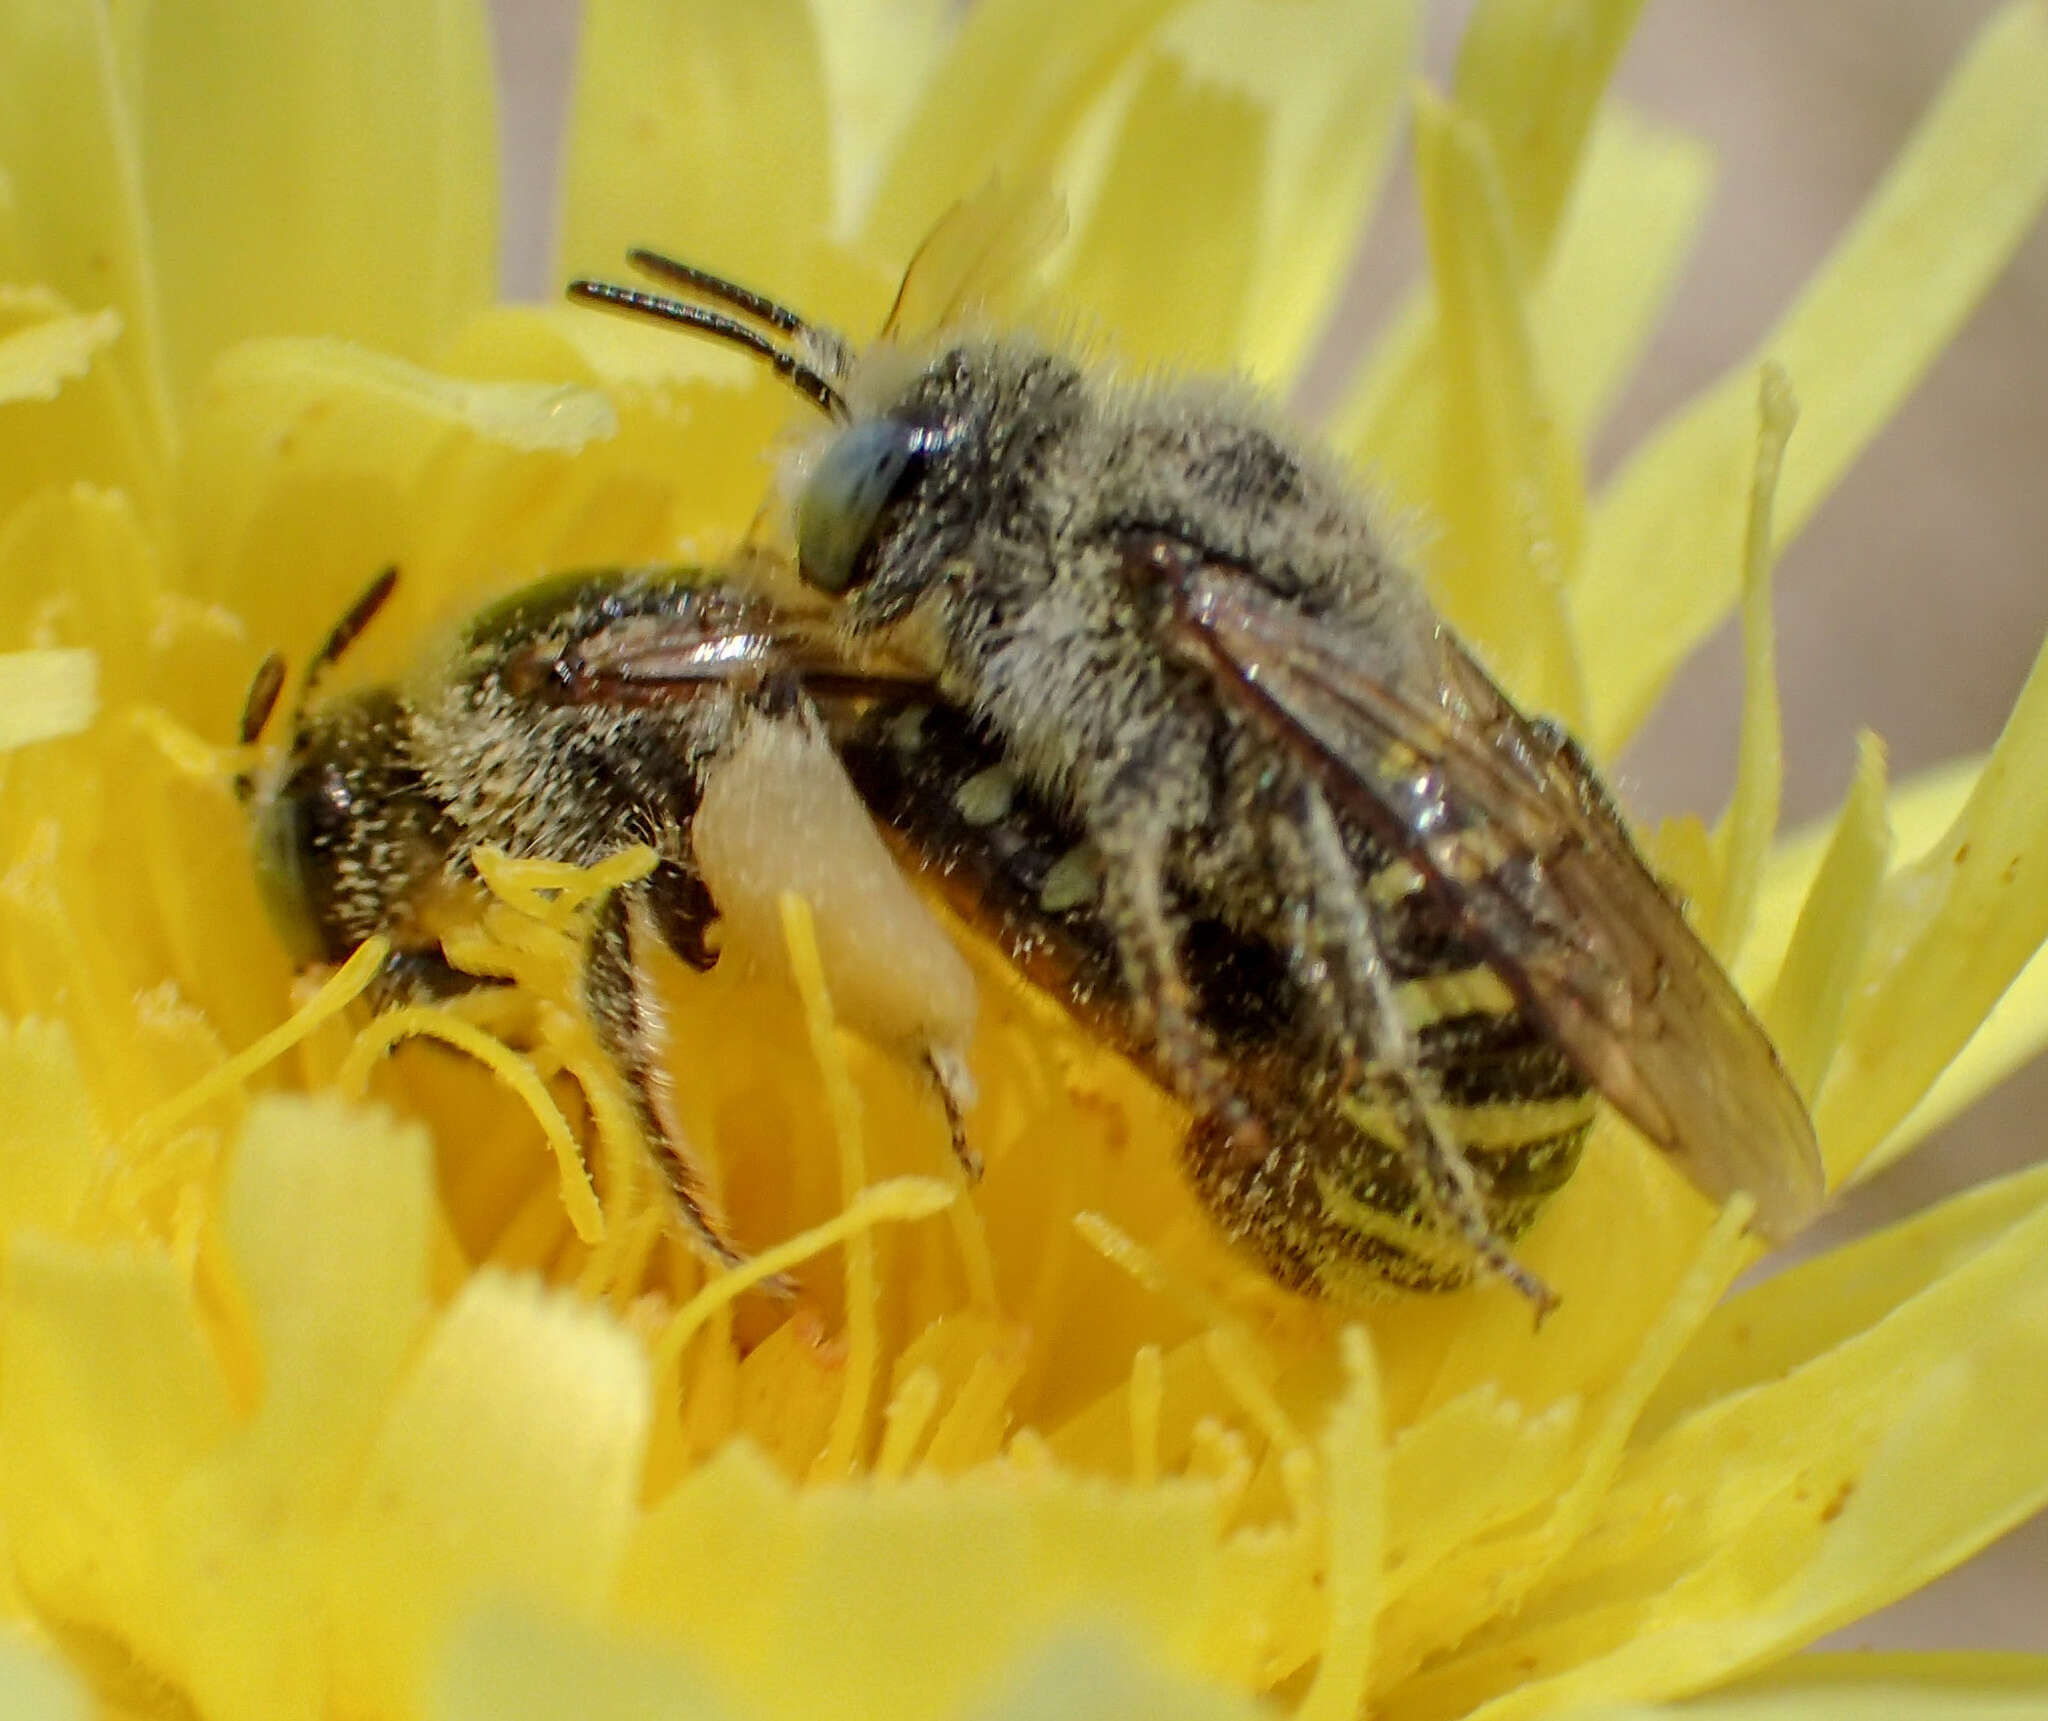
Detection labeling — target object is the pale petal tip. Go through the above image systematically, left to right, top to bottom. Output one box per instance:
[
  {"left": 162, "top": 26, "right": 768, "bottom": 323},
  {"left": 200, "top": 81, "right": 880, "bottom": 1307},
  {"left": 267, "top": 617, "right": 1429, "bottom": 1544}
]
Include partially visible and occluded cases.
[{"left": 0, "top": 649, "right": 98, "bottom": 750}]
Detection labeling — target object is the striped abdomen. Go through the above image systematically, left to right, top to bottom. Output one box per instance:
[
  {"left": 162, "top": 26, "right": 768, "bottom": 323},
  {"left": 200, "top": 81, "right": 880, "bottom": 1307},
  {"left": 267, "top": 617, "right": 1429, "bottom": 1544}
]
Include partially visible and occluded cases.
[{"left": 829, "top": 694, "right": 1592, "bottom": 1296}]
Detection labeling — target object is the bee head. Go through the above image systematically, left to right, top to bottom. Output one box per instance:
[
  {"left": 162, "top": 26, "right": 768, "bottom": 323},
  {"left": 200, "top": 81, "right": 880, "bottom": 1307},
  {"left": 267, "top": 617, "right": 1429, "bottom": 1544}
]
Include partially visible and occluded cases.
[
  {"left": 564, "top": 255, "right": 1079, "bottom": 637},
  {"left": 789, "top": 341, "right": 1091, "bottom": 639},
  {"left": 791, "top": 412, "right": 954, "bottom": 599},
  {"left": 237, "top": 568, "right": 446, "bottom": 966},
  {"left": 247, "top": 690, "right": 428, "bottom": 964}
]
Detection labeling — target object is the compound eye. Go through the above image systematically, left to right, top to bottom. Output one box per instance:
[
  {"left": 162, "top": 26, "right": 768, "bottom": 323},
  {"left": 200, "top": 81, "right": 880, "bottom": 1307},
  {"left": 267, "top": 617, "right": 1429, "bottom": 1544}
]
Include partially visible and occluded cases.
[{"left": 796, "top": 416, "right": 943, "bottom": 595}]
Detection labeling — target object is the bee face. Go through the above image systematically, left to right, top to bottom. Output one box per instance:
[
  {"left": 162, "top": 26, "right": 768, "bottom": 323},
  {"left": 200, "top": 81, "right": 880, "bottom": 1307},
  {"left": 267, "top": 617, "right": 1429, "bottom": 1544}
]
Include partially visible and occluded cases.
[
  {"left": 554, "top": 233, "right": 1830, "bottom": 1311},
  {"left": 248, "top": 688, "right": 448, "bottom": 970}
]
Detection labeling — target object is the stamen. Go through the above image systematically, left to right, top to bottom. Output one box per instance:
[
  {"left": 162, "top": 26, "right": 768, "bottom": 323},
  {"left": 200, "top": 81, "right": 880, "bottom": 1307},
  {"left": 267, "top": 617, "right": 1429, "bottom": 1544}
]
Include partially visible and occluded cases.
[
  {"left": 472, "top": 842, "right": 657, "bottom": 921},
  {"left": 783, "top": 892, "right": 880, "bottom": 1480},
  {"left": 123, "top": 933, "right": 389, "bottom": 1155},
  {"left": 338, "top": 1001, "right": 605, "bottom": 1244},
  {"left": 653, "top": 1176, "right": 955, "bottom": 1377},
  {"left": 1074, "top": 1209, "right": 1307, "bottom": 1456},
  {"left": 1297, "top": 1327, "right": 1385, "bottom": 1721},
  {"left": 1129, "top": 1342, "right": 1164, "bottom": 1486},
  {"left": 921, "top": 1343, "right": 1026, "bottom": 1474},
  {"left": 875, "top": 1366, "right": 943, "bottom": 1481}
]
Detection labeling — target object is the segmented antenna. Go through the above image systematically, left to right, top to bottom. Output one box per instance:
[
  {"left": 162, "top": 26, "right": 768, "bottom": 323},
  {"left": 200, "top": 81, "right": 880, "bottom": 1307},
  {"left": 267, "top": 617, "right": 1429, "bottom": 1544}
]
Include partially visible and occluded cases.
[
  {"left": 624, "top": 248, "right": 811, "bottom": 336},
  {"left": 567, "top": 251, "right": 849, "bottom": 421},
  {"left": 304, "top": 566, "right": 400, "bottom": 702},
  {"left": 233, "top": 567, "right": 402, "bottom": 803},
  {"left": 232, "top": 651, "right": 289, "bottom": 804},
  {"left": 239, "top": 653, "right": 287, "bottom": 748}
]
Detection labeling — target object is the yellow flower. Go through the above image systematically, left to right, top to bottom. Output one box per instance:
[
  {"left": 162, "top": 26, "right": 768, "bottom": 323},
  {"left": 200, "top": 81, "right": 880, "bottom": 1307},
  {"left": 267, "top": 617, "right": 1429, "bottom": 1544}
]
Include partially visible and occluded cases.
[{"left": 2, "top": 1, "right": 2047, "bottom": 1718}]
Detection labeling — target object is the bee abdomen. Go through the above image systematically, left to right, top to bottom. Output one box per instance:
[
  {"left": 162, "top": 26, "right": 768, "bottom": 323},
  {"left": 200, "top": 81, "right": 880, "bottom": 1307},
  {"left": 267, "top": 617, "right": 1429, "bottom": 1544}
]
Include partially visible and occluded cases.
[
  {"left": 838, "top": 690, "right": 1598, "bottom": 1296},
  {"left": 1183, "top": 982, "right": 1594, "bottom": 1297}
]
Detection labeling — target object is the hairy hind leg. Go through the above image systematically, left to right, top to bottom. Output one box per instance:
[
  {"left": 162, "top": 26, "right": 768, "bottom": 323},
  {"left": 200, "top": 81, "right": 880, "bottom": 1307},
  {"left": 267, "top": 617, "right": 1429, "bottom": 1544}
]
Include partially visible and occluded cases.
[
  {"left": 1288, "top": 785, "right": 1557, "bottom": 1316},
  {"left": 1093, "top": 802, "right": 1267, "bottom": 1154}
]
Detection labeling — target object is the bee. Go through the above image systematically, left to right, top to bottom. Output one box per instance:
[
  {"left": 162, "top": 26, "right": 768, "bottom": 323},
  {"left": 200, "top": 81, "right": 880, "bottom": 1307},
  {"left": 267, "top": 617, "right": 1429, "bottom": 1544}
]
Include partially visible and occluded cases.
[
  {"left": 566, "top": 229, "right": 1826, "bottom": 1309},
  {"left": 235, "top": 563, "right": 983, "bottom": 1276}
]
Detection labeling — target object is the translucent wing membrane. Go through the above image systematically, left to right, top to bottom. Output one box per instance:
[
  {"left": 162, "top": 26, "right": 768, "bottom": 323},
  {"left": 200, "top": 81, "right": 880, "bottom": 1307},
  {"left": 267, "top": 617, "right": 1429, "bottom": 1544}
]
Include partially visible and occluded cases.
[
  {"left": 1171, "top": 561, "right": 1825, "bottom": 1243},
  {"left": 498, "top": 586, "right": 931, "bottom": 709}
]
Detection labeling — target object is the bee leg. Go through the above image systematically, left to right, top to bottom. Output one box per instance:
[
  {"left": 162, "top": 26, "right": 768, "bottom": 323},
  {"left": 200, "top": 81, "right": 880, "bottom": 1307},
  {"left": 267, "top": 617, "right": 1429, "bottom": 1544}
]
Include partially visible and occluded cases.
[
  {"left": 1293, "top": 787, "right": 1559, "bottom": 1317},
  {"left": 1095, "top": 806, "right": 1267, "bottom": 1151},
  {"left": 642, "top": 857, "right": 722, "bottom": 971},
  {"left": 585, "top": 878, "right": 791, "bottom": 1293},
  {"left": 367, "top": 944, "right": 507, "bottom": 1008},
  {"left": 925, "top": 1045, "right": 983, "bottom": 1180}
]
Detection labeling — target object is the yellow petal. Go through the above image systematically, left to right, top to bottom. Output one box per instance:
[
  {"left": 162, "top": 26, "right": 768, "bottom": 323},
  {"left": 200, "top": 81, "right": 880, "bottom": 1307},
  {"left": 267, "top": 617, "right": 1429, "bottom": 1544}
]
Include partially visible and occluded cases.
[
  {"left": 0, "top": 0, "right": 173, "bottom": 452},
  {"left": 129, "top": 0, "right": 498, "bottom": 411},
  {"left": 558, "top": 0, "right": 838, "bottom": 323},
  {"left": 810, "top": 0, "right": 957, "bottom": 240},
  {"left": 863, "top": 0, "right": 1185, "bottom": 263},
  {"left": 1058, "top": 0, "right": 1419, "bottom": 385},
  {"left": 1220, "top": 0, "right": 1421, "bottom": 387},
  {"left": 1336, "top": 0, "right": 1649, "bottom": 460},
  {"left": 1448, "top": 0, "right": 1648, "bottom": 268},
  {"left": 1576, "top": 1, "right": 2048, "bottom": 752},
  {"left": 1058, "top": 56, "right": 1265, "bottom": 376},
  {"left": 1409, "top": 86, "right": 1587, "bottom": 720},
  {"left": 1338, "top": 99, "right": 1709, "bottom": 493},
  {"left": 1530, "top": 103, "right": 1714, "bottom": 447},
  {"left": 0, "top": 287, "right": 164, "bottom": 532},
  {"left": 0, "top": 300, "right": 119, "bottom": 406},
  {"left": 444, "top": 305, "right": 800, "bottom": 567},
  {"left": 179, "top": 335, "right": 619, "bottom": 663},
  {"left": 1708, "top": 364, "right": 1796, "bottom": 960},
  {"left": 0, "top": 485, "right": 159, "bottom": 729},
  {"left": 0, "top": 544, "right": 264, "bottom": 1111},
  {"left": 1818, "top": 628, "right": 2048, "bottom": 1181},
  {"left": 0, "top": 649, "right": 96, "bottom": 750},
  {"left": 1758, "top": 732, "right": 1890, "bottom": 1102},
  {"left": 1739, "top": 756, "right": 1976, "bottom": 1001},
  {"left": 1889, "top": 938, "right": 2048, "bottom": 1156},
  {"left": 0, "top": 1017, "right": 101, "bottom": 1238},
  {"left": 216, "top": 1095, "right": 434, "bottom": 1503},
  {"left": 133, "top": 1097, "right": 436, "bottom": 1721},
  {"left": 1644, "top": 1159, "right": 2048, "bottom": 1434},
  {"left": 1389, "top": 1174, "right": 2048, "bottom": 1720},
  {"left": 1371, "top": 1200, "right": 1754, "bottom": 1700},
  {"left": 0, "top": 1234, "right": 233, "bottom": 1676},
  {"left": 330, "top": 1270, "right": 651, "bottom": 1718},
  {"left": 1298, "top": 1329, "right": 1385, "bottom": 1721},
  {"left": 617, "top": 1442, "right": 1230, "bottom": 1721},
  {"left": 431, "top": 1600, "right": 743, "bottom": 1721},
  {"left": 431, "top": 1606, "right": 1272, "bottom": 1721},
  {"left": 970, "top": 1633, "right": 1275, "bottom": 1721},
  {"left": 0, "top": 1638, "right": 88, "bottom": 1721},
  {"left": 1576, "top": 1651, "right": 2048, "bottom": 1719}
]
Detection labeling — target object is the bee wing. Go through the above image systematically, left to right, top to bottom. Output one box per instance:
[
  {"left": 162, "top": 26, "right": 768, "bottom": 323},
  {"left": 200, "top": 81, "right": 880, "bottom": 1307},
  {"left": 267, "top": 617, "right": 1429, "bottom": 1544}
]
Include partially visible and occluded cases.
[
  {"left": 882, "top": 178, "right": 1068, "bottom": 342},
  {"left": 1174, "top": 563, "right": 1824, "bottom": 1243},
  {"left": 517, "top": 591, "right": 931, "bottom": 707}
]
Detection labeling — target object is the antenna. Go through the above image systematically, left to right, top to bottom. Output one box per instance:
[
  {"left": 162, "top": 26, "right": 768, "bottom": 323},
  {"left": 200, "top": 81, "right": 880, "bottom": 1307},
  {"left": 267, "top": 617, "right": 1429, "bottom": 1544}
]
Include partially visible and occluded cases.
[
  {"left": 567, "top": 252, "right": 849, "bottom": 421},
  {"left": 234, "top": 566, "right": 403, "bottom": 803}
]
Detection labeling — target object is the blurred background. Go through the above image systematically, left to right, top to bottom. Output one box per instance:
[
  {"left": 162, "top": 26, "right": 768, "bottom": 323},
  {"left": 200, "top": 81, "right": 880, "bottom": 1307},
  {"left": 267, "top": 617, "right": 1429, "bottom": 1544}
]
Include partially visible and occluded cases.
[{"left": 486, "top": 0, "right": 2048, "bottom": 1650}]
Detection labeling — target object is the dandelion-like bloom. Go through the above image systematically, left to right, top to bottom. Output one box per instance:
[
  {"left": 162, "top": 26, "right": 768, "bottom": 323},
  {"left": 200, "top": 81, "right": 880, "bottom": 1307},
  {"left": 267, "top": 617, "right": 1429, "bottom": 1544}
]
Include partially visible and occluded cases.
[{"left": 2, "top": 2, "right": 2047, "bottom": 1717}]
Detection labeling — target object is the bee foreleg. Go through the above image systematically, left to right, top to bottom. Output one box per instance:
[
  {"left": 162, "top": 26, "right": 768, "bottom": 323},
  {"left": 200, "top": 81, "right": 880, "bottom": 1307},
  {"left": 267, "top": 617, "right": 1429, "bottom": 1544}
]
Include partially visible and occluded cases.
[
  {"left": 1294, "top": 787, "right": 1558, "bottom": 1317},
  {"left": 585, "top": 878, "right": 789, "bottom": 1293}
]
